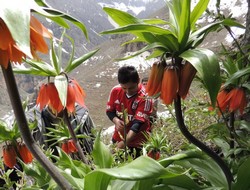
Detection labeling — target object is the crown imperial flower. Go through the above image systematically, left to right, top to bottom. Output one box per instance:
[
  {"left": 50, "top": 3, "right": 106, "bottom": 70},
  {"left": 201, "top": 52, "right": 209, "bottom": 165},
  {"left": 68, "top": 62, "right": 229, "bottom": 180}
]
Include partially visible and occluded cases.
[
  {"left": 0, "top": 16, "right": 52, "bottom": 68},
  {"left": 146, "top": 61, "right": 165, "bottom": 96},
  {"left": 178, "top": 61, "right": 197, "bottom": 99},
  {"left": 160, "top": 66, "right": 179, "bottom": 105},
  {"left": 36, "top": 79, "right": 86, "bottom": 114},
  {"left": 216, "top": 87, "right": 247, "bottom": 115}
]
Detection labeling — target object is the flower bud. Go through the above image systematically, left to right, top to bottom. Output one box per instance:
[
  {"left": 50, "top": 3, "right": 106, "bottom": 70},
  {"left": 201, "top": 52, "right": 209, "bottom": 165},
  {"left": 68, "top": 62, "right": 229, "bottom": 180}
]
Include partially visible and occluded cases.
[
  {"left": 146, "top": 61, "right": 165, "bottom": 96},
  {"left": 178, "top": 61, "right": 196, "bottom": 99},
  {"left": 160, "top": 66, "right": 179, "bottom": 105}
]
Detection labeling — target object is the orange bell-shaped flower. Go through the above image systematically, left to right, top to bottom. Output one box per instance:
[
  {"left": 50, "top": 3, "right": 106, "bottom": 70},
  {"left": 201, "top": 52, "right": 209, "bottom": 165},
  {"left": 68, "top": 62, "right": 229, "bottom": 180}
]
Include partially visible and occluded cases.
[
  {"left": 0, "top": 16, "right": 52, "bottom": 68},
  {"left": 30, "top": 16, "right": 52, "bottom": 59},
  {"left": 0, "top": 18, "right": 25, "bottom": 68},
  {"left": 146, "top": 61, "right": 165, "bottom": 96},
  {"left": 178, "top": 61, "right": 197, "bottom": 99},
  {"left": 160, "top": 66, "right": 179, "bottom": 105},
  {"left": 37, "top": 79, "right": 86, "bottom": 114},
  {"left": 66, "top": 79, "right": 86, "bottom": 113},
  {"left": 36, "top": 82, "right": 63, "bottom": 113},
  {"left": 36, "top": 83, "right": 49, "bottom": 110},
  {"left": 47, "top": 83, "right": 64, "bottom": 113},
  {"left": 215, "top": 87, "right": 247, "bottom": 115},
  {"left": 228, "top": 88, "right": 247, "bottom": 114},
  {"left": 216, "top": 89, "right": 230, "bottom": 112},
  {"left": 61, "top": 139, "right": 78, "bottom": 154},
  {"left": 67, "top": 139, "right": 78, "bottom": 153},
  {"left": 61, "top": 141, "right": 70, "bottom": 154},
  {"left": 18, "top": 143, "right": 33, "bottom": 164},
  {"left": 3, "top": 145, "right": 17, "bottom": 168},
  {"left": 147, "top": 150, "right": 160, "bottom": 160}
]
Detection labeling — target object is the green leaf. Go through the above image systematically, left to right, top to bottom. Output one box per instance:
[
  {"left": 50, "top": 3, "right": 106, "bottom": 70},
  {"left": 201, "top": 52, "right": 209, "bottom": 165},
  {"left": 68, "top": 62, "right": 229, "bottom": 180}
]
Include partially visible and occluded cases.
[
  {"left": 32, "top": 0, "right": 88, "bottom": 39},
  {"left": 166, "top": 0, "right": 180, "bottom": 35},
  {"left": 177, "top": 0, "right": 190, "bottom": 47},
  {"left": 190, "top": 0, "right": 209, "bottom": 30},
  {"left": 103, "top": 7, "right": 140, "bottom": 26},
  {"left": 103, "top": 8, "right": 172, "bottom": 52},
  {"left": 45, "top": 9, "right": 88, "bottom": 39},
  {"left": 142, "top": 18, "right": 168, "bottom": 25},
  {"left": 189, "top": 18, "right": 244, "bottom": 48},
  {"left": 222, "top": 18, "right": 245, "bottom": 29},
  {"left": 188, "top": 21, "right": 223, "bottom": 47},
  {"left": 100, "top": 24, "right": 172, "bottom": 36},
  {"left": 122, "top": 32, "right": 164, "bottom": 47},
  {"left": 63, "top": 33, "right": 76, "bottom": 73},
  {"left": 155, "top": 34, "right": 179, "bottom": 52},
  {"left": 50, "top": 40, "right": 60, "bottom": 75},
  {"left": 116, "top": 42, "right": 168, "bottom": 61},
  {"left": 180, "top": 48, "right": 221, "bottom": 107},
  {"left": 65, "top": 49, "right": 99, "bottom": 73},
  {"left": 146, "top": 49, "right": 166, "bottom": 60},
  {"left": 221, "top": 54, "right": 239, "bottom": 76},
  {"left": 22, "top": 59, "right": 57, "bottom": 76},
  {"left": 13, "top": 65, "right": 51, "bottom": 76},
  {"left": 223, "top": 66, "right": 250, "bottom": 87},
  {"left": 54, "top": 75, "right": 68, "bottom": 108},
  {"left": 242, "top": 83, "right": 250, "bottom": 91},
  {"left": 0, "top": 120, "right": 15, "bottom": 142},
  {"left": 92, "top": 130, "right": 113, "bottom": 169},
  {"left": 212, "top": 138, "right": 230, "bottom": 157},
  {"left": 56, "top": 148, "right": 92, "bottom": 178},
  {"left": 159, "top": 149, "right": 203, "bottom": 167},
  {"left": 85, "top": 156, "right": 167, "bottom": 190},
  {"left": 178, "top": 157, "right": 228, "bottom": 188},
  {"left": 232, "top": 157, "right": 250, "bottom": 190},
  {"left": 22, "top": 160, "right": 52, "bottom": 186},
  {"left": 59, "top": 168, "right": 84, "bottom": 189},
  {"left": 85, "top": 171, "right": 112, "bottom": 190},
  {"left": 161, "top": 174, "right": 201, "bottom": 190},
  {"left": 133, "top": 179, "right": 157, "bottom": 190},
  {"left": 109, "top": 180, "right": 137, "bottom": 190}
]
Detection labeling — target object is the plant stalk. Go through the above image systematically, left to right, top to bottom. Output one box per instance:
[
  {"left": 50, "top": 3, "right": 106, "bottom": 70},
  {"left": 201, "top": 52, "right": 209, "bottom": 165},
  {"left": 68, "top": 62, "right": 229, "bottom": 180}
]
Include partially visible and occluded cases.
[
  {"left": 2, "top": 63, "right": 72, "bottom": 190},
  {"left": 174, "top": 96, "right": 233, "bottom": 189},
  {"left": 122, "top": 104, "right": 128, "bottom": 160},
  {"left": 63, "top": 109, "right": 88, "bottom": 164},
  {"left": 229, "top": 112, "right": 235, "bottom": 154}
]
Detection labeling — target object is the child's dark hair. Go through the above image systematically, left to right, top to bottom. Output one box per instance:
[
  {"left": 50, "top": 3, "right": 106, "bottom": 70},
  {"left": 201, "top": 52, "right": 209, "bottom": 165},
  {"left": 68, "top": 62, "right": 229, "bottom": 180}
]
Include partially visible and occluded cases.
[
  {"left": 118, "top": 66, "right": 139, "bottom": 84},
  {"left": 141, "top": 77, "right": 149, "bottom": 83}
]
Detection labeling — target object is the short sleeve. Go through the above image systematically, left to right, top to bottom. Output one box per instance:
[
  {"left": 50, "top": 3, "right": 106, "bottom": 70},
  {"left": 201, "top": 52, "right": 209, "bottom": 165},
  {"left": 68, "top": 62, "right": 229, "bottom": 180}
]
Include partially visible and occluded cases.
[
  {"left": 106, "top": 86, "right": 119, "bottom": 113},
  {"left": 133, "top": 98, "right": 153, "bottom": 123}
]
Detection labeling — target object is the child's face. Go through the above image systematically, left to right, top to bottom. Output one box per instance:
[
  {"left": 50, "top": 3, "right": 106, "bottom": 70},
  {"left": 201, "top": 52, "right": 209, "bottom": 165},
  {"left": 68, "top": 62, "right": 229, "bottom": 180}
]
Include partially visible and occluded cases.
[
  {"left": 142, "top": 81, "right": 147, "bottom": 87},
  {"left": 120, "top": 82, "right": 139, "bottom": 96}
]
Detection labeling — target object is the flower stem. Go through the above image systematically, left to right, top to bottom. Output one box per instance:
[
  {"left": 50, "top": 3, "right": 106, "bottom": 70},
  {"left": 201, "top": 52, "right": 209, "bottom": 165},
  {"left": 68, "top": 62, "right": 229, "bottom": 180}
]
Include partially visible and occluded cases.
[
  {"left": 2, "top": 63, "right": 72, "bottom": 190},
  {"left": 174, "top": 96, "right": 233, "bottom": 189},
  {"left": 121, "top": 104, "right": 127, "bottom": 160},
  {"left": 63, "top": 109, "right": 88, "bottom": 164}
]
